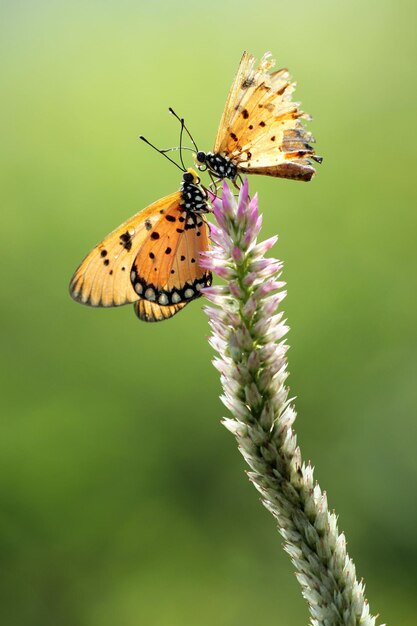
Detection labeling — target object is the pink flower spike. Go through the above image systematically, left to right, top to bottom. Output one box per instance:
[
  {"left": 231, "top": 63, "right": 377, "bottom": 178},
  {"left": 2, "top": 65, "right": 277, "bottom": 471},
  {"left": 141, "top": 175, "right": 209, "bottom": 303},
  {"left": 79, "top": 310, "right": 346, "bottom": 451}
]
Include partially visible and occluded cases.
[
  {"left": 202, "top": 178, "right": 378, "bottom": 626},
  {"left": 237, "top": 178, "right": 250, "bottom": 219},
  {"left": 221, "top": 179, "right": 236, "bottom": 217},
  {"left": 247, "top": 194, "right": 259, "bottom": 228},
  {"left": 210, "top": 196, "right": 224, "bottom": 218},
  {"left": 213, "top": 201, "right": 229, "bottom": 231},
  {"left": 242, "top": 214, "right": 262, "bottom": 248},
  {"left": 253, "top": 214, "right": 263, "bottom": 236},
  {"left": 208, "top": 222, "right": 229, "bottom": 247},
  {"left": 251, "top": 236, "right": 279, "bottom": 257},
  {"left": 231, "top": 246, "right": 245, "bottom": 264},
  {"left": 201, "top": 249, "right": 228, "bottom": 263},
  {"left": 198, "top": 257, "right": 213, "bottom": 271},
  {"left": 249, "top": 258, "right": 282, "bottom": 273},
  {"left": 255, "top": 262, "right": 283, "bottom": 280},
  {"left": 215, "top": 265, "right": 235, "bottom": 280},
  {"left": 242, "top": 272, "right": 257, "bottom": 287},
  {"left": 254, "top": 278, "right": 285, "bottom": 298},
  {"left": 229, "top": 281, "right": 243, "bottom": 298},
  {"left": 202, "top": 285, "right": 230, "bottom": 305},
  {"left": 203, "top": 285, "right": 229, "bottom": 296},
  {"left": 263, "top": 291, "right": 287, "bottom": 316},
  {"left": 243, "top": 296, "right": 257, "bottom": 319},
  {"left": 204, "top": 306, "right": 225, "bottom": 323}
]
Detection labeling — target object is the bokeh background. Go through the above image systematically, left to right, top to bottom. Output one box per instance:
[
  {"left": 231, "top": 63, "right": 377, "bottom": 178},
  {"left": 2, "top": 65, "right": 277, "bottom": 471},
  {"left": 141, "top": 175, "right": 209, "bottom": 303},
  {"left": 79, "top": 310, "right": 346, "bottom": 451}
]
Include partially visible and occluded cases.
[{"left": 1, "top": 1, "right": 416, "bottom": 624}]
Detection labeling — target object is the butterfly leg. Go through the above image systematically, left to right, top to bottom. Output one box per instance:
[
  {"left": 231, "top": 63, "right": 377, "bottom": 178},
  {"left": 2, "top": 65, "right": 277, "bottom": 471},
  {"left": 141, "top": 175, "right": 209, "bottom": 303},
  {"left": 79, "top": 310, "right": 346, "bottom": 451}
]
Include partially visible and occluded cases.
[
  {"left": 207, "top": 172, "right": 223, "bottom": 199},
  {"left": 235, "top": 174, "right": 245, "bottom": 189},
  {"left": 230, "top": 175, "right": 243, "bottom": 197}
]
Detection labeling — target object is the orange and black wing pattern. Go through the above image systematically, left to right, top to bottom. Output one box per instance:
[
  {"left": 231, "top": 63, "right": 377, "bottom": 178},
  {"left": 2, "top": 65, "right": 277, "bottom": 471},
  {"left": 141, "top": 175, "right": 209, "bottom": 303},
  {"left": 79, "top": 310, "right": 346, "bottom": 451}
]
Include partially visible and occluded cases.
[
  {"left": 214, "top": 52, "right": 321, "bottom": 181},
  {"left": 70, "top": 186, "right": 211, "bottom": 322},
  {"left": 130, "top": 201, "right": 211, "bottom": 321}
]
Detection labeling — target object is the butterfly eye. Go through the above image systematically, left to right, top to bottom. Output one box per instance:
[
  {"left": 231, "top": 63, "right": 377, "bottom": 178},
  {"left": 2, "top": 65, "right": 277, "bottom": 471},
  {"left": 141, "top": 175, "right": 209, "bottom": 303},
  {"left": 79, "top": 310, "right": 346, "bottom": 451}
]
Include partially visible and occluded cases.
[
  {"left": 196, "top": 151, "right": 206, "bottom": 164},
  {"left": 182, "top": 172, "right": 194, "bottom": 183}
]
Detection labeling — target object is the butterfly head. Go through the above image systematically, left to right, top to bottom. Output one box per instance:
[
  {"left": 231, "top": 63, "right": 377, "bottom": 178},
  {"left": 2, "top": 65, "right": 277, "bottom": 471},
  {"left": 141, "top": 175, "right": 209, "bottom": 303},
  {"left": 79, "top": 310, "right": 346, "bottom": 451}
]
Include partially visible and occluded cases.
[
  {"left": 194, "top": 151, "right": 207, "bottom": 170},
  {"left": 182, "top": 168, "right": 201, "bottom": 185}
]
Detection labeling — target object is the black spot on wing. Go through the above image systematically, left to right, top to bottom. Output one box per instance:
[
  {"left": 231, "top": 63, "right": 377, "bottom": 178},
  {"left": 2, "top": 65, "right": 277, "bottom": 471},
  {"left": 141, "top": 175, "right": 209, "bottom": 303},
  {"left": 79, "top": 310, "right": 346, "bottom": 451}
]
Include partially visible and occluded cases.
[
  {"left": 241, "top": 78, "right": 254, "bottom": 89},
  {"left": 120, "top": 231, "right": 132, "bottom": 251}
]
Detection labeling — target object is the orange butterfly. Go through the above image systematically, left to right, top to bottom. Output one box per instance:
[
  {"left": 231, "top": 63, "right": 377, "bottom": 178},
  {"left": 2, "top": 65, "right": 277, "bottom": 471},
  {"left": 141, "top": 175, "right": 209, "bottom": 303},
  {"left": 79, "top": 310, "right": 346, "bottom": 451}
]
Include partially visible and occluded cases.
[
  {"left": 194, "top": 51, "right": 322, "bottom": 183},
  {"left": 69, "top": 169, "right": 212, "bottom": 322}
]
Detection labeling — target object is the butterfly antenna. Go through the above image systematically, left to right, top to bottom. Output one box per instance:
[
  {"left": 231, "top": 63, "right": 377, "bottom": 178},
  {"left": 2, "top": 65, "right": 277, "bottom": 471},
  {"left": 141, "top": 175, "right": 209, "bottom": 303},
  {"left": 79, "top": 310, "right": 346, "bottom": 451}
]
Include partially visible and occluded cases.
[
  {"left": 169, "top": 107, "right": 199, "bottom": 152},
  {"left": 178, "top": 118, "right": 186, "bottom": 171},
  {"left": 139, "top": 135, "right": 185, "bottom": 172}
]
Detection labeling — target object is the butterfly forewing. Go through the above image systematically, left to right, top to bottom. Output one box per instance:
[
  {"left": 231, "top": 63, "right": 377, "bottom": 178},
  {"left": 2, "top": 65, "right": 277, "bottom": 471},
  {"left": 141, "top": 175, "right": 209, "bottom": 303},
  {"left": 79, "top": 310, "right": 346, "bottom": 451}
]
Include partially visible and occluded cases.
[
  {"left": 214, "top": 51, "right": 257, "bottom": 151},
  {"left": 69, "top": 192, "right": 182, "bottom": 307}
]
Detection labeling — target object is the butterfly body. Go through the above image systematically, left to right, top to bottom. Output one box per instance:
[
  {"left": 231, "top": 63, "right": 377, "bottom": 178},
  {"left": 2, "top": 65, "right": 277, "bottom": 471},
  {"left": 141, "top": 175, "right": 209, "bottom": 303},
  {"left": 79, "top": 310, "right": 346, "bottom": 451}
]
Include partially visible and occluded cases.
[
  {"left": 194, "top": 51, "right": 322, "bottom": 184},
  {"left": 196, "top": 151, "right": 238, "bottom": 181},
  {"left": 70, "top": 169, "right": 212, "bottom": 322},
  {"left": 179, "top": 170, "right": 210, "bottom": 213}
]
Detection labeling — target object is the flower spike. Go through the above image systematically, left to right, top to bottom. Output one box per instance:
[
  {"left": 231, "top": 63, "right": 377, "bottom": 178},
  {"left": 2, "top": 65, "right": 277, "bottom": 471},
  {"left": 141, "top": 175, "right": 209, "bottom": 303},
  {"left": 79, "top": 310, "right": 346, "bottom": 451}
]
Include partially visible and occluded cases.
[{"left": 202, "top": 179, "right": 382, "bottom": 626}]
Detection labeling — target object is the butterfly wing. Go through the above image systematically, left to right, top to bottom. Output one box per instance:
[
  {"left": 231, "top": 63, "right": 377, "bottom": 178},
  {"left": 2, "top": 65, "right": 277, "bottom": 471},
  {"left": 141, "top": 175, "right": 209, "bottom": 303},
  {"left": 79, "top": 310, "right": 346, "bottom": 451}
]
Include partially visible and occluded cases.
[
  {"left": 214, "top": 51, "right": 256, "bottom": 151},
  {"left": 214, "top": 52, "right": 320, "bottom": 181},
  {"left": 69, "top": 192, "right": 182, "bottom": 307},
  {"left": 130, "top": 206, "right": 212, "bottom": 310},
  {"left": 133, "top": 300, "right": 187, "bottom": 322}
]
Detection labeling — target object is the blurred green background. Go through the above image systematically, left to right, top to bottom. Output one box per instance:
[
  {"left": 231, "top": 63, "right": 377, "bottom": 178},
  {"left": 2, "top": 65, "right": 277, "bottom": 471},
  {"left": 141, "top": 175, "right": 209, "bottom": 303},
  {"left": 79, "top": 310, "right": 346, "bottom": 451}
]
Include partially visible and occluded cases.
[{"left": 1, "top": 0, "right": 416, "bottom": 624}]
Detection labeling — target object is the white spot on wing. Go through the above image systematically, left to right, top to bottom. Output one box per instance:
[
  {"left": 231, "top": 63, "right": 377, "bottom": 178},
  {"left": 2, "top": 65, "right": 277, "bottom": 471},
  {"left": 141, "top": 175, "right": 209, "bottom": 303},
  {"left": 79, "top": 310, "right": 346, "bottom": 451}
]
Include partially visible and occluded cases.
[{"left": 145, "top": 287, "right": 156, "bottom": 301}]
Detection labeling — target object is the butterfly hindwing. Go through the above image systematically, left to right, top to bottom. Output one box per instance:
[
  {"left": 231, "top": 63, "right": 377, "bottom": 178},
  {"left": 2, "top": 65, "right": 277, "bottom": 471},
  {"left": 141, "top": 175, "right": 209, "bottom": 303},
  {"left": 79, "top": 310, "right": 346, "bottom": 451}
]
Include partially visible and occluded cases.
[
  {"left": 69, "top": 192, "right": 182, "bottom": 307},
  {"left": 130, "top": 203, "right": 212, "bottom": 308},
  {"left": 134, "top": 300, "right": 187, "bottom": 322}
]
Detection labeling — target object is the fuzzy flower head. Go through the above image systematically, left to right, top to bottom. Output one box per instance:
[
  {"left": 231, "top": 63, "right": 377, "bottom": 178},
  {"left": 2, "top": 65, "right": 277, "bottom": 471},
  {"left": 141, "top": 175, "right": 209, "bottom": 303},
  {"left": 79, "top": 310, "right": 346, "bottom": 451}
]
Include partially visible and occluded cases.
[{"left": 201, "top": 180, "right": 285, "bottom": 326}]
